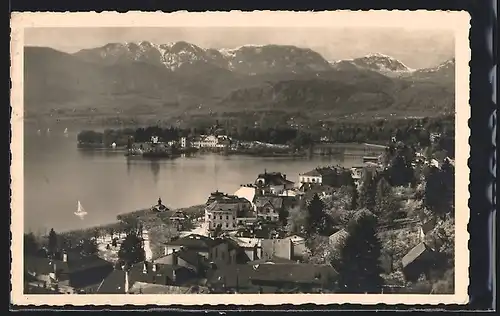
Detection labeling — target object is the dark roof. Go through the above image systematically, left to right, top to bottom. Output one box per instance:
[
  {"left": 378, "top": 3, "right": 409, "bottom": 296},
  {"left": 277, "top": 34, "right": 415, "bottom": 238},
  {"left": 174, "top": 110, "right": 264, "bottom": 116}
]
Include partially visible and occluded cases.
[
  {"left": 301, "top": 167, "right": 339, "bottom": 177},
  {"left": 256, "top": 172, "right": 294, "bottom": 186},
  {"left": 255, "top": 196, "right": 284, "bottom": 209},
  {"left": 170, "top": 211, "right": 187, "bottom": 220},
  {"left": 421, "top": 217, "right": 437, "bottom": 235},
  {"left": 165, "top": 234, "right": 216, "bottom": 250},
  {"left": 402, "top": 242, "right": 433, "bottom": 268},
  {"left": 176, "top": 249, "right": 208, "bottom": 267},
  {"left": 24, "top": 255, "right": 54, "bottom": 275},
  {"left": 247, "top": 257, "right": 297, "bottom": 264},
  {"left": 208, "top": 263, "right": 337, "bottom": 290},
  {"left": 96, "top": 269, "right": 126, "bottom": 294}
]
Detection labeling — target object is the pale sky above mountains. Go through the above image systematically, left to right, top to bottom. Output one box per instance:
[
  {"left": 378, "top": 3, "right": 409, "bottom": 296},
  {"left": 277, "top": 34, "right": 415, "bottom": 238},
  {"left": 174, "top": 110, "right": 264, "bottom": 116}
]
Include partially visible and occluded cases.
[{"left": 25, "top": 27, "right": 455, "bottom": 69}]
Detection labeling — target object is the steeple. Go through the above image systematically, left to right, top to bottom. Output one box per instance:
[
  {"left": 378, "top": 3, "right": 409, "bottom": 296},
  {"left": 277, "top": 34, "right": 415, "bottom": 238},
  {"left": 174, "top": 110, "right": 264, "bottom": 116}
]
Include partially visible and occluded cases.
[{"left": 158, "top": 197, "right": 162, "bottom": 206}]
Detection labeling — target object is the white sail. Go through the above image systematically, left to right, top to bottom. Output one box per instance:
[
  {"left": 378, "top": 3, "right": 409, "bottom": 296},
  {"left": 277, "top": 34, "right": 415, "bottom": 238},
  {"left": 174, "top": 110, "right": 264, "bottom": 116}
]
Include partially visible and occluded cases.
[
  {"left": 64, "top": 128, "right": 69, "bottom": 137},
  {"left": 74, "top": 200, "right": 88, "bottom": 218}
]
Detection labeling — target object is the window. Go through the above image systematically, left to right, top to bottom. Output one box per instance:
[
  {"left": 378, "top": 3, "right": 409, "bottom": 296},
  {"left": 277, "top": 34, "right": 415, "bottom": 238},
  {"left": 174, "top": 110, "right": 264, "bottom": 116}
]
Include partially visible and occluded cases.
[
  {"left": 220, "top": 215, "right": 223, "bottom": 220},
  {"left": 226, "top": 215, "right": 229, "bottom": 220},
  {"left": 225, "top": 223, "right": 228, "bottom": 228}
]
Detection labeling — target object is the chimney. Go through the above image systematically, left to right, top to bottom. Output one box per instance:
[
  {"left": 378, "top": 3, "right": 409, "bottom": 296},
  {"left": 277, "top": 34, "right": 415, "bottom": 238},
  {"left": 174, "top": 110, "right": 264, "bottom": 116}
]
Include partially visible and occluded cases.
[
  {"left": 288, "top": 239, "right": 293, "bottom": 260},
  {"left": 164, "top": 246, "right": 168, "bottom": 256},
  {"left": 172, "top": 251, "right": 178, "bottom": 266},
  {"left": 62, "top": 252, "right": 68, "bottom": 263},
  {"left": 142, "top": 262, "right": 148, "bottom": 274},
  {"left": 152, "top": 262, "right": 157, "bottom": 272},
  {"left": 172, "top": 269, "right": 177, "bottom": 284},
  {"left": 124, "top": 270, "right": 129, "bottom": 293}
]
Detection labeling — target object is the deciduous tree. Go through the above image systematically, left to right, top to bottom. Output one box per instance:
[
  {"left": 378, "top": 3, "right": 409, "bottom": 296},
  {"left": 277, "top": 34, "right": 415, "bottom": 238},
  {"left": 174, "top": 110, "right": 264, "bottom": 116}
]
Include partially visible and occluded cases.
[{"left": 118, "top": 232, "right": 145, "bottom": 268}]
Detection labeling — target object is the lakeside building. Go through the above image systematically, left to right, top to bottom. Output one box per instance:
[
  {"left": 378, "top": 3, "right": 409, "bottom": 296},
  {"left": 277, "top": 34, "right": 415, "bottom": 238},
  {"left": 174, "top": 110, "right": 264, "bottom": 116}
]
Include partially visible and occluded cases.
[
  {"left": 192, "top": 134, "right": 231, "bottom": 149},
  {"left": 299, "top": 166, "right": 349, "bottom": 186},
  {"left": 254, "top": 170, "right": 295, "bottom": 196},
  {"left": 205, "top": 195, "right": 256, "bottom": 233}
]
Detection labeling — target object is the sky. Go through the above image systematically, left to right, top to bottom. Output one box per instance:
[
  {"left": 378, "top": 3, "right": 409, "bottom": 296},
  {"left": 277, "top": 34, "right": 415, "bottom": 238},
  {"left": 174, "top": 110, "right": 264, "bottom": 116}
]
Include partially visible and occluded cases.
[{"left": 25, "top": 27, "right": 455, "bottom": 69}]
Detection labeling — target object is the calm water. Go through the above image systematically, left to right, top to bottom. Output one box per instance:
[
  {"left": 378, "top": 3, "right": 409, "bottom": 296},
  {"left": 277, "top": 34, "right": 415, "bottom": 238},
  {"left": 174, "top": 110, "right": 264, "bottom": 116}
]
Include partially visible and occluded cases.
[{"left": 23, "top": 128, "right": 363, "bottom": 233}]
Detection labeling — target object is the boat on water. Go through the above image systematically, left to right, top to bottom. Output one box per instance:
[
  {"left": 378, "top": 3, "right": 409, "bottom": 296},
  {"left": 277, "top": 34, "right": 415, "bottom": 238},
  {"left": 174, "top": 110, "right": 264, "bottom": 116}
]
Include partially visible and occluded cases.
[
  {"left": 64, "top": 128, "right": 69, "bottom": 137},
  {"left": 37, "top": 129, "right": 41, "bottom": 135},
  {"left": 74, "top": 200, "right": 88, "bottom": 219}
]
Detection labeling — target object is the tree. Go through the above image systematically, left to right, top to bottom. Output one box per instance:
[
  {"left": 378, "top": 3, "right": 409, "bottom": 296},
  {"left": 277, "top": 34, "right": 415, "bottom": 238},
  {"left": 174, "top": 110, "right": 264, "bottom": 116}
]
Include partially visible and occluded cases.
[
  {"left": 424, "top": 164, "right": 454, "bottom": 219},
  {"left": 358, "top": 170, "right": 377, "bottom": 212},
  {"left": 374, "top": 178, "right": 403, "bottom": 223},
  {"left": 350, "top": 185, "right": 359, "bottom": 210},
  {"left": 306, "top": 194, "right": 329, "bottom": 235},
  {"left": 285, "top": 205, "right": 308, "bottom": 235},
  {"left": 336, "top": 210, "right": 384, "bottom": 293},
  {"left": 47, "top": 228, "right": 58, "bottom": 257},
  {"left": 24, "top": 232, "right": 39, "bottom": 256},
  {"left": 118, "top": 232, "right": 145, "bottom": 268},
  {"left": 81, "top": 238, "right": 99, "bottom": 256}
]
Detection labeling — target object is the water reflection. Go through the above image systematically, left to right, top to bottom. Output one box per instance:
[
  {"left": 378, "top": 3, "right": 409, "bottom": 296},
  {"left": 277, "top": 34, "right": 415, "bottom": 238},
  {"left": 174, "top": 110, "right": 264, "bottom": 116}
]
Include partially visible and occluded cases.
[{"left": 150, "top": 160, "right": 160, "bottom": 184}]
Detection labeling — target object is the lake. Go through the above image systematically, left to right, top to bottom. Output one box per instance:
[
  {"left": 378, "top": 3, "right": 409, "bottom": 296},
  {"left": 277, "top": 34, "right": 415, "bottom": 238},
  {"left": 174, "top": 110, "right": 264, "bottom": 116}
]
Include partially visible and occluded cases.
[{"left": 23, "top": 127, "right": 365, "bottom": 233}]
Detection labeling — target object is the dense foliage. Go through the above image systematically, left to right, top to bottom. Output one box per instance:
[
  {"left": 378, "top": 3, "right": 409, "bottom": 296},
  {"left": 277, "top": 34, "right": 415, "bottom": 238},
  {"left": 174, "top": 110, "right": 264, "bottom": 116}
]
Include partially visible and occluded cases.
[
  {"left": 76, "top": 115, "right": 455, "bottom": 155},
  {"left": 336, "top": 210, "right": 384, "bottom": 293}
]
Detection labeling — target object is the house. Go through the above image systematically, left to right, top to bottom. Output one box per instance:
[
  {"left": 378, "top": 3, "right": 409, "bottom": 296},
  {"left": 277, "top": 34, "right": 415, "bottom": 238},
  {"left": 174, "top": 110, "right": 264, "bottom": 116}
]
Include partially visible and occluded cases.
[
  {"left": 429, "top": 132, "right": 442, "bottom": 144},
  {"left": 192, "top": 135, "right": 231, "bottom": 149},
  {"left": 350, "top": 166, "right": 364, "bottom": 186},
  {"left": 299, "top": 167, "right": 339, "bottom": 185},
  {"left": 255, "top": 171, "right": 294, "bottom": 195},
  {"left": 299, "top": 183, "right": 336, "bottom": 201},
  {"left": 233, "top": 185, "right": 257, "bottom": 208},
  {"left": 204, "top": 193, "right": 255, "bottom": 233},
  {"left": 254, "top": 196, "right": 283, "bottom": 222},
  {"left": 205, "top": 198, "right": 254, "bottom": 233},
  {"left": 170, "top": 210, "right": 187, "bottom": 230},
  {"left": 419, "top": 217, "right": 438, "bottom": 242},
  {"left": 328, "top": 229, "right": 349, "bottom": 265},
  {"left": 163, "top": 234, "right": 216, "bottom": 258},
  {"left": 283, "top": 235, "right": 308, "bottom": 259},
  {"left": 229, "top": 237, "right": 262, "bottom": 262},
  {"left": 209, "top": 238, "right": 248, "bottom": 266},
  {"left": 260, "top": 238, "right": 293, "bottom": 261},
  {"left": 401, "top": 242, "right": 436, "bottom": 282},
  {"left": 155, "top": 248, "right": 209, "bottom": 276},
  {"left": 24, "top": 250, "right": 114, "bottom": 294},
  {"left": 96, "top": 260, "right": 200, "bottom": 294},
  {"left": 207, "top": 263, "right": 338, "bottom": 293},
  {"left": 128, "top": 282, "right": 209, "bottom": 294}
]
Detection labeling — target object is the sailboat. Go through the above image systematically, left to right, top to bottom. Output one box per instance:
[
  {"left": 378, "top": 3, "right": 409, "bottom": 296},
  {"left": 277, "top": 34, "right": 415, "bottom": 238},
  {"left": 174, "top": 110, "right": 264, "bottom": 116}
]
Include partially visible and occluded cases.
[
  {"left": 64, "top": 128, "right": 69, "bottom": 137},
  {"left": 37, "top": 129, "right": 41, "bottom": 135},
  {"left": 74, "top": 200, "right": 88, "bottom": 219}
]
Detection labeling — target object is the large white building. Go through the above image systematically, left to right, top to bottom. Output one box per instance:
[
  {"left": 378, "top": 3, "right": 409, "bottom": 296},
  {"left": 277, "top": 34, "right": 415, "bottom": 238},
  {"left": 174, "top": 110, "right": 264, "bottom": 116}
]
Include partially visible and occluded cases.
[{"left": 192, "top": 135, "right": 231, "bottom": 149}]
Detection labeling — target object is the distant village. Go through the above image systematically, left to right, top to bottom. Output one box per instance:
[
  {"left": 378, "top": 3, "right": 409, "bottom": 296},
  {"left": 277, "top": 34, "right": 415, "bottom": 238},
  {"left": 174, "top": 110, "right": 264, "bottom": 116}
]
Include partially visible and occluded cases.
[{"left": 25, "top": 129, "right": 455, "bottom": 295}]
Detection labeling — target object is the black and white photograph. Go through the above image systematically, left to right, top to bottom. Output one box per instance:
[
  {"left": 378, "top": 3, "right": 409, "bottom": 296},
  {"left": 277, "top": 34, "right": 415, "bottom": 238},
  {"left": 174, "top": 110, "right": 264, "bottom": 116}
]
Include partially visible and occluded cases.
[{"left": 10, "top": 11, "right": 470, "bottom": 305}]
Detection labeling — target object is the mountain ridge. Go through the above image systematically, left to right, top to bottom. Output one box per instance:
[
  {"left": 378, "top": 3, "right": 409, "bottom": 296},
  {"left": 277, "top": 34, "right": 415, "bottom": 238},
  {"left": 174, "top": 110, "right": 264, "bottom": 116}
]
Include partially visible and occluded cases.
[{"left": 23, "top": 44, "right": 456, "bottom": 120}]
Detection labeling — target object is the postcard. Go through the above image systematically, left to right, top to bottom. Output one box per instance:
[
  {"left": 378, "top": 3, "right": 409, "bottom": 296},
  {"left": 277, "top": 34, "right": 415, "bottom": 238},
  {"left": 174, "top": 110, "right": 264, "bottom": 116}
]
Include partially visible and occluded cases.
[{"left": 10, "top": 10, "right": 470, "bottom": 306}]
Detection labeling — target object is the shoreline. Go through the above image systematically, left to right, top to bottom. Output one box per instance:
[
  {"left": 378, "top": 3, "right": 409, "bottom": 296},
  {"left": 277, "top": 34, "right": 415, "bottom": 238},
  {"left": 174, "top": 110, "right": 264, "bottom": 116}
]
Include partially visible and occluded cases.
[{"left": 58, "top": 204, "right": 205, "bottom": 241}]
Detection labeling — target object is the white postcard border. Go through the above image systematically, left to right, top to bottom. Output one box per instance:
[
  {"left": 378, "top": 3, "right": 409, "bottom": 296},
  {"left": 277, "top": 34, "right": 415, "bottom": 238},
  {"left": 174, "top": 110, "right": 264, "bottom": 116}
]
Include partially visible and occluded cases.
[{"left": 10, "top": 10, "right": 471, "bottom": 306}]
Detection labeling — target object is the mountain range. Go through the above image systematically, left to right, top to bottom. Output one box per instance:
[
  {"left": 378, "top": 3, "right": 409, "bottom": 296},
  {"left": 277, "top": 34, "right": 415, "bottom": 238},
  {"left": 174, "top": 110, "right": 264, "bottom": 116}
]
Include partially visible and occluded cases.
[{"left": 23, "top": 41, "right": 455, "bottom": 121}]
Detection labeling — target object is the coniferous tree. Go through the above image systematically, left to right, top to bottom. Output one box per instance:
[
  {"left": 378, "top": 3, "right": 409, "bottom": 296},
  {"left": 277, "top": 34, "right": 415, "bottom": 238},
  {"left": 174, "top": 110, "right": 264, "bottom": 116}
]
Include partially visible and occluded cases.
[
  {"left": 358, "top": 170, "right": 377, "bottom": 212},
  {"left": 306, "top": 194, "right": 328, "bottom": 235},
  {"left": 336, "top": 210, "right": 384, "bottom": 293},
  {"left": 47, "top": 228, "right": 58, "bottom": 257},
  {"left": 118, "top": 231, "right": 145, "bottom": 267},
  {"left": 24, "top": 232, "right": 39, "bottom": 256}
]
